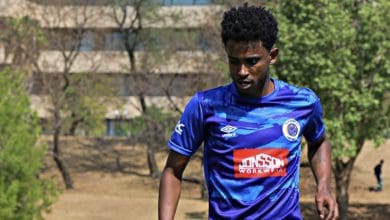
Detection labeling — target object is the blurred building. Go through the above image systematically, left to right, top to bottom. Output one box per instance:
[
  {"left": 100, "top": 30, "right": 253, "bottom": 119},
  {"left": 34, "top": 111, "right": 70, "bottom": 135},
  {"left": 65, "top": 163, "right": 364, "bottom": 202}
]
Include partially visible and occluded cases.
[{"left": 0, "top": 0, "right": 226, "bottom": 136}]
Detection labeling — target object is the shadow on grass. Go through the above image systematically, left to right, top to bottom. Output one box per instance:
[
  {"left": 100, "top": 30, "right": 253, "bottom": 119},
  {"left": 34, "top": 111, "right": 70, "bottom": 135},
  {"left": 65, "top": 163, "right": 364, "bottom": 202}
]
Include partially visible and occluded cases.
[
  {"left": 43, "top": 137, "right": 162, "bottom": 177},
  {"left": 184, "top": 202, "right": 390, "bottom": 220},
  {"left": 301, "top": 202, "right": 390, "bottom": 220},
  {"left": 186, "top": 211, "right": 207, "bottom": 219}
]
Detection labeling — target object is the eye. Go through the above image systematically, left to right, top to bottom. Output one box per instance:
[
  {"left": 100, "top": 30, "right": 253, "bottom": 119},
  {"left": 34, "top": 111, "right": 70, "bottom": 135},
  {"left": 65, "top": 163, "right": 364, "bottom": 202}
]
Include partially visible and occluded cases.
[{"left": 245, "top": 57, "right": 260, "bottom": 67}]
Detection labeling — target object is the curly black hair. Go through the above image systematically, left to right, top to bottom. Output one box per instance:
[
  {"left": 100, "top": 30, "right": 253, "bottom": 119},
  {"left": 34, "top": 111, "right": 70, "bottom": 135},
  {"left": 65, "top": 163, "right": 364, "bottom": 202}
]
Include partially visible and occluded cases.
[{"left": 221, "top": 3, "right": 278, "bottom": 50}]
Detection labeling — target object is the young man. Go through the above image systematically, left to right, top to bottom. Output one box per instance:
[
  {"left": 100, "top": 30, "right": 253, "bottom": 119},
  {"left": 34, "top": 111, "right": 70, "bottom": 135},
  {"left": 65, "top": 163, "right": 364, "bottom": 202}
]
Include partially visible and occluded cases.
[
  {"left": 159, "top": 4, "right": 338, "bottom": 220},
  {"left": 374, "top": 159, "right": 384, "bottom": 191}
]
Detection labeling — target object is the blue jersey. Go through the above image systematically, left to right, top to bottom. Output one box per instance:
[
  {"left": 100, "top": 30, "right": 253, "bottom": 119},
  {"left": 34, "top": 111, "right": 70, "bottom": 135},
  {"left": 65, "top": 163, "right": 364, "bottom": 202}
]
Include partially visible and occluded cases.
[{"left": 168, "top": 79, "right": 325, "bottom": 220}]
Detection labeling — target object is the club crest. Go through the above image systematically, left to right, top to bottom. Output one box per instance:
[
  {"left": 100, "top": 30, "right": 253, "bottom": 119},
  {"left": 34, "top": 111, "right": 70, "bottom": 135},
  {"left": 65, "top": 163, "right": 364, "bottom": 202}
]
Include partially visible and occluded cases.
[{"left": 282, "top": 119, "right": 300, "bottom": 141}]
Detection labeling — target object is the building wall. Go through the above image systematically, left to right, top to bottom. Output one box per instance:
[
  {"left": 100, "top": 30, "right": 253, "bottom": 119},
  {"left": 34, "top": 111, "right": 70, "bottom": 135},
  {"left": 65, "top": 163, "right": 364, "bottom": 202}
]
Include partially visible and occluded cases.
[
  {"left": 0, "top": 0, "right": 227, "bottom": 135},
  {"left": 0, "top": 0, "right": 223, "bottom": 28}
]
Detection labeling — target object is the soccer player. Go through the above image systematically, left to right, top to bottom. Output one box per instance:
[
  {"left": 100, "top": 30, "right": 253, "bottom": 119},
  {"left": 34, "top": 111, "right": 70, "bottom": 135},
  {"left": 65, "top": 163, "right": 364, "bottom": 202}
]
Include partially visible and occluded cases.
[{"left": 158, "top": 3, "right": 338, "bottom": 220}]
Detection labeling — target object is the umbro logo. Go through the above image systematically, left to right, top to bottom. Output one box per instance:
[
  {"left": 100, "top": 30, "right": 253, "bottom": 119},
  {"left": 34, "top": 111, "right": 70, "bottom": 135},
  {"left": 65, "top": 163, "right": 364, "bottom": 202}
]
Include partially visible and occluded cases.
[
  {"left": 175, "top": 121, "right": 185, "bottom": 135},
  {"left": 221, "top": 125, "right": 237, "bottom": 138}
]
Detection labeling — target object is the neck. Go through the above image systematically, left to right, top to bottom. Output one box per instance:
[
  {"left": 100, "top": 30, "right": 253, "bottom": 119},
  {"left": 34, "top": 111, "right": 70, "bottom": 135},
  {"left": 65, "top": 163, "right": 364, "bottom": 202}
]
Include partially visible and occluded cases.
[{"left": 261, "top": 77, "right": 274, "bottom": 97}]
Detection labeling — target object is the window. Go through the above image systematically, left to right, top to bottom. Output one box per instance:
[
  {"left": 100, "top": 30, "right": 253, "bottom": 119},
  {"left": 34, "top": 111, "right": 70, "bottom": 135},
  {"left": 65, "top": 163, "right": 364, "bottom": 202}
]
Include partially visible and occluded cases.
[
  {"left": 45, "top": 28, "right": 216, "bottom": 51},
  {"left": 80, "top": 31, "right": 95, "bottom": 51},
  {"left": 105, "top": 31, "right": 125, "bottom": 51},
  {"left": 105, "top": 118, "right": 131, "bottom": 136}
]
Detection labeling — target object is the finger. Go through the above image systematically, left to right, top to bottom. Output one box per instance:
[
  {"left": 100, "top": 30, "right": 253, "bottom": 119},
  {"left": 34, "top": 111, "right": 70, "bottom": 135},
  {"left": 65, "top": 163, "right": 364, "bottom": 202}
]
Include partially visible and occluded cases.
[
  {"left": 316, "top": 199, "right": 325, "bottom": 219},
  {"left": 324, "top": 199, "right": 337, "bottom": 220},
  {"left": 333, "top": 202, "right": 339, "bottom": 220},
  {"left": 325, "top": 206, "right": 334, "bottom": 220}
]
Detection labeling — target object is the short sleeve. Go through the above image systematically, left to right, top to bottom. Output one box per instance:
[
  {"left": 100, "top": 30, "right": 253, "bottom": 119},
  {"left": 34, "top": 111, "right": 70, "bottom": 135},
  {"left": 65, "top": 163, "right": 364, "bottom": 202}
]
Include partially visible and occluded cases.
[
  {"left": 168, "top": 93, "right": 205, "bottom": 156},
  {"left": 303, "top": 98, "right": 326, "bottom": 143}
]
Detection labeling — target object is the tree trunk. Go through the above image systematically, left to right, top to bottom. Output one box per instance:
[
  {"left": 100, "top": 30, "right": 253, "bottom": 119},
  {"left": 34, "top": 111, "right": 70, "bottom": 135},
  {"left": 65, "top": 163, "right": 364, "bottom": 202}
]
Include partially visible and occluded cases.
[
  {"left": 140, "top": 95, "right": 160, "bottom": 178},
  {"left": 53, "top": 112, "right": 73, "bottom": 189},
  {"left": 67, "top": 112, "right": 83, "bottom": 135},
  {"left": 146, "top": 146, "right": 160, "bottom": 178},
  {"left": 334, "top": 158, "right": 354, "bottom": 220},
  {"left": 201, "top": 159, "right": 208, "bottom": 200},
  {"left": 201, "top": 179, "right": 208, "bottom": 200}
]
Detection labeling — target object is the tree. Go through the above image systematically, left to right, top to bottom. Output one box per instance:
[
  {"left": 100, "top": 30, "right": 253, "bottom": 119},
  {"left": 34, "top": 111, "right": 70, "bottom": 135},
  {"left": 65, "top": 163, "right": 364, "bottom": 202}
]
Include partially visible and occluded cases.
[
  {"left": 109, "top": 0, "right": 220, "bottom": 177},
  {"left": 110, "top": 0, "right": 161, "bottom": 178},
  {"left": 273, "top": 1, "right": 390, "bottom": 219},
  {"left": 3, "top": 2, "right": 109, "bottom": 189},
  {"left": 43, "top": 3, "right": 115, "bottom": 188},
  {"left": 32, "top": 4, "right": 90, "bottom": 189},
  {"left": 0, "top": 16, "right": 44, "bottom": 93},
  {"left": 0, "top": 68, "right": 57, "bottom": 220}
]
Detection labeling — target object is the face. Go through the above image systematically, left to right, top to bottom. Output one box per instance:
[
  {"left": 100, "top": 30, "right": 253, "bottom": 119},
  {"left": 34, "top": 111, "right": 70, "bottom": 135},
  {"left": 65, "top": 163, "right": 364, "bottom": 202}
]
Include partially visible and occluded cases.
[{"left": 225, "top": 40, "right": 278, "bottom": 98}]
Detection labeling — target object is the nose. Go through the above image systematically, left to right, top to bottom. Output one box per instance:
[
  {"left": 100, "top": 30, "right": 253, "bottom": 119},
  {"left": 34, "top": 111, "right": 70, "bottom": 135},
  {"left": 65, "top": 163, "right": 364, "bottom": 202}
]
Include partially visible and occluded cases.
[{"left": 238, "top": 64, "right": 249, "bottom": 77}]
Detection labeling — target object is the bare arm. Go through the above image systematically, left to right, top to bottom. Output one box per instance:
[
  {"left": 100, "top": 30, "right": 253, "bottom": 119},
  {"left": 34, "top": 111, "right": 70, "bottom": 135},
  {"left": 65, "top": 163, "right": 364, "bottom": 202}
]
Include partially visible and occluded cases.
[
  {"left": 308, "top": 134, "right": 338, "bottom": 220},
  {"left": 158, "top": 150, "right": 191, "bottom": 220}
]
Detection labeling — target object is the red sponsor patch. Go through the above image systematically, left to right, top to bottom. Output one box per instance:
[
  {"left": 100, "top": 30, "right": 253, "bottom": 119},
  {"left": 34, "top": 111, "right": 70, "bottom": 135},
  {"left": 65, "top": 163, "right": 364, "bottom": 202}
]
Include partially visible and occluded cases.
[{"left": 233, "top": 148, "right": 289, "bottom": 178}]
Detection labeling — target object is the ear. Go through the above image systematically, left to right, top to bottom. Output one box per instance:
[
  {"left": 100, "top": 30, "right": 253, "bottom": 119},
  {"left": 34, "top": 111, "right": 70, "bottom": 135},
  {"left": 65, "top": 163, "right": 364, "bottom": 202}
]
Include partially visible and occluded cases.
[{"left": 269, "top": 48, "right": 279, "bottom": 64}]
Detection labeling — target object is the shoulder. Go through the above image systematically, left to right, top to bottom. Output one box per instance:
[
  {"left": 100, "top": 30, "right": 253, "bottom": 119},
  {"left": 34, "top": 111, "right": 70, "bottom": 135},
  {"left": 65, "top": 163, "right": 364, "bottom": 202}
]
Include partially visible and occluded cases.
[
  {"left": 276, "top": 79, "right": 320, "bottom": 105},
  {"left": 195, "top": 84, "right": 232, "bottom": 106},
  {"left": 197, "top": 84, "right": 231, "bottom": 97}
]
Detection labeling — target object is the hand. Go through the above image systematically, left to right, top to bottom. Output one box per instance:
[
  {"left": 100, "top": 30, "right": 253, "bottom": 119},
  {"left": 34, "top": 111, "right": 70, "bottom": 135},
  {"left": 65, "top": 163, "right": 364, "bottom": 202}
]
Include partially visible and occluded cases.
[{"left": 315, "top": 186, "right": 338, "bottom": 220}]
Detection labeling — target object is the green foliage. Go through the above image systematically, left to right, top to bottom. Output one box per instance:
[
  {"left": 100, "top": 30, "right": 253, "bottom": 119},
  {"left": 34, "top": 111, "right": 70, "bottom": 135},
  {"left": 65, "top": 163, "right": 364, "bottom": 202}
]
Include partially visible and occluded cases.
[
  {"left": 273, "top": 0, "right": 390, "bottom": 158},
  {"left": 0, "top": 16, "right": 46, "bottom": 71},
  {"left": 5, "top": 16, "right": 47, "bottom": 46},
  {"left": 0, "top": 68, "right": 57, "bottom": 219},
  {"left": 61, "top": 74, "right": 109, "bottom": 136},
  {"left": 103, "top": 106, "right": 177, "bottom": 139},
  {"left": 129, "top": 106, "right": 177, "bottom": 141}
]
